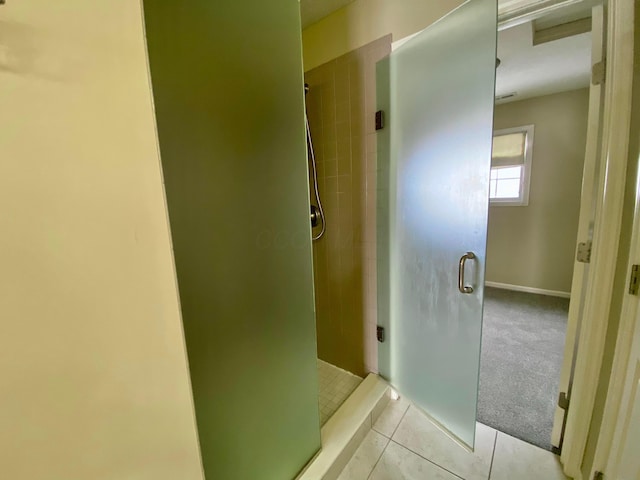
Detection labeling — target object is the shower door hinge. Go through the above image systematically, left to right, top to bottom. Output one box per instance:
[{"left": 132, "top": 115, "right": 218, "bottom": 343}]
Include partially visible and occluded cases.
[
  {"left": 592, "top": 60, "right": 606, "bottom": 85},
  {"left": 375, "top": 110, "right": 385, "bottom": 130},
  {"left": 577, "top": 241, "right": 592, "bottom": 263},
  {"left": 629, "top": 264, "right": 639, "bottom": 295},
  {"left": 377, "top": 326, "right": 385, "bottom": 343},
  {"left": 558, "top": 391, "right": 570, "bottom": 410}
]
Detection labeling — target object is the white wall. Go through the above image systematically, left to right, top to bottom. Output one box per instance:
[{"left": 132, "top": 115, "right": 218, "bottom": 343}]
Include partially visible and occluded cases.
[
  {"left": 0, "top": 2, "right": 203, "bottom": 478},
  {"left": 487, "top": 89, "right": 590, "bottom": 293}
]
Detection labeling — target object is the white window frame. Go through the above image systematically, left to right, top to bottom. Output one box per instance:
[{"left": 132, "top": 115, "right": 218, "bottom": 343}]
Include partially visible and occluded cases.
[{"left": 490, "top": 124, "right": 534, "bottom": 207}]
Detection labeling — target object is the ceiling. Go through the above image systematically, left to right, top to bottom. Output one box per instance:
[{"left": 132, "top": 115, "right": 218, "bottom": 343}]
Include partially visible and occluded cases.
[
  {"left": 299, "top": 0, "right": 355, "bottom": 29},
  {"left": 301, "top": 0, "right": 593, "bottom": 103},
  {"left": 532, "top": 0, "right": 600, "bottom": 30},
  {"left": 495, "top": 21, "right": 591, "bottom": 103}
]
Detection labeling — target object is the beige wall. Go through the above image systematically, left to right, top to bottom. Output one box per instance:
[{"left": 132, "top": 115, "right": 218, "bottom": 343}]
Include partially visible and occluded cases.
[
  {"left": 302, "top": 0, "right": 463, "bottom": 70},
  {"left": 0, "top": 2, "right": 203, "bottom": 479},
  {"left": 306, "top": 36, "right": 391, "bottom": 376},
  {"left": 486, "top": 89, "right": 589, "bottom": 293}
]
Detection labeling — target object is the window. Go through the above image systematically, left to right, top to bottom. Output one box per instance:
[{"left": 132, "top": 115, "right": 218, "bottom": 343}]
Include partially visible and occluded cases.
[{"left": 490, "top": 125, "right": 534, "bottom": 206}]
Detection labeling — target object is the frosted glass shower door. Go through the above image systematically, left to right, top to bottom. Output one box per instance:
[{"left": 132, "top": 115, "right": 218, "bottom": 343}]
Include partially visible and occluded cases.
[
  {"left": 143, "top": 0, "right": 320, "bottom": 478},
  {"left": 377, "top": 0, "right": 497, "bottom": 449}
]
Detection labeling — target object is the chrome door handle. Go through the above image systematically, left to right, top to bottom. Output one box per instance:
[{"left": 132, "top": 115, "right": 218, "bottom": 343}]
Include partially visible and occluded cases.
[{"left": 458, "top": 252, "right": 476, "bottom": 294}]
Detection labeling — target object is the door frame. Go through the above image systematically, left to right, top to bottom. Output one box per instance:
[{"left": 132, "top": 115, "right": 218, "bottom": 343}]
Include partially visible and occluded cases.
[
  {"left": 497, "top": 0, "right": 635, "bottom": 476},
  {"left": 558, "top": 0, "right": 635, "bottom": 477},
  {"left": 584, "top": 0, "right": 639, "bottom": 476},
  {"left": 550, "top": 2, "right": 605, "bottom": 453},
  {"left": 594, "top": 177, "right": 640, "bottom": 479},
  {"left": 600, "top": 271, "right": 640, "bottom": 479}
]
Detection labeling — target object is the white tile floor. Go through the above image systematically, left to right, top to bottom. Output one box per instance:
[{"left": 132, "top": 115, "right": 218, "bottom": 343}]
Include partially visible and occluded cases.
[
  {"left": 318, "top": 359, "right": 363, "bottom": 425},
  {"left": 338, "top": 396, "right": 569, "bottom": 480}
]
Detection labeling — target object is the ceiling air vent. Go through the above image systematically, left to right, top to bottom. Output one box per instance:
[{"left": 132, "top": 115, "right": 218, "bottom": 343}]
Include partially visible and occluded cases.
[{"left": 495, "top": 92, "right": 517, "bottom": 101}]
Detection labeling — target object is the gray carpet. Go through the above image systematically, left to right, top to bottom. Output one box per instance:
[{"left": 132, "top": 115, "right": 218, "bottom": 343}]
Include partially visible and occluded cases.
[{"left": 477, "top": 287, "right": 569, "bottom": 451}]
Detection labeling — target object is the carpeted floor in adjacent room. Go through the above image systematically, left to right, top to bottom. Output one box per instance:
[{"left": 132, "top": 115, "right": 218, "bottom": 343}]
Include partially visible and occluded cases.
[{"left": 477, "top": 287, "right": 569, "bottom": 451}]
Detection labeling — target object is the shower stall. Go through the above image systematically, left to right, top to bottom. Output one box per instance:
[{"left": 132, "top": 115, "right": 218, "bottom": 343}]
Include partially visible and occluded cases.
[
  {"left": 303, "top": 37, "right": 392, "bottom": 381},
  {"left": 306, "top": 83, "right": 364, "bottom": 425}
]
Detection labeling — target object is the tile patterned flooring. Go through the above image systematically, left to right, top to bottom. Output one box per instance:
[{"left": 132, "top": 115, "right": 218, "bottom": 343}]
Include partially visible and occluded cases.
[
  {"left": 318, "top": 359, "right": 363, "bottom": 425},
  {"left": 337, "top": 396, "right": 569, "bottom": 480}
]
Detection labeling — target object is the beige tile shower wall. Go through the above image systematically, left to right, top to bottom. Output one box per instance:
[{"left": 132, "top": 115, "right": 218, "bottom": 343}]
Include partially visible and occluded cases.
[{"left": 305, "top": 36, "right": 391, "bottom": 377}]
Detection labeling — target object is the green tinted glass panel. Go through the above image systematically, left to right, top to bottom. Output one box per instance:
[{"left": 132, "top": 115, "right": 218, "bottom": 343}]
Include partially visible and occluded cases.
[
  {"left": 377, "top": 0, "right": 497, "bottom": 449},
  {"left": 143, "top": 1, "right": 321, "bottom": 478}
]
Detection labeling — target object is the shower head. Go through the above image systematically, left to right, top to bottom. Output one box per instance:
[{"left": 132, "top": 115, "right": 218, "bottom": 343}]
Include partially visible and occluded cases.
[{"left": 304, "top": 83, "right": 310, "bottom": 95}]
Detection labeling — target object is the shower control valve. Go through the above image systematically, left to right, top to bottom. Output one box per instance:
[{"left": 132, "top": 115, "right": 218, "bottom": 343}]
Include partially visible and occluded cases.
[{"left": 310, "top": 205, "right": 320, "bottom": 228}]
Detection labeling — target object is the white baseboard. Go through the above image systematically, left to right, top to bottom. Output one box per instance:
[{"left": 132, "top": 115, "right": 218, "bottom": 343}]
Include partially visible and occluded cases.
[{"left": 485, "top": 281, "right": 571, "bottom": 299}]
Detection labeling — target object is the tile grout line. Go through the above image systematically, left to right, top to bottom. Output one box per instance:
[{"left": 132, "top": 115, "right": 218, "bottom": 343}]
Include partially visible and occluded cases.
[
  {"left": 365, "top": 401, "right": 410, "bottom": 480},
  {"left": 389, "top": 402, "right": 411, "bottom": 439},
  {"left": 383, "top": 404, "right": 495, "bottom": 480},
  {"left": 371, "top": 405, "right": 407, "bottom": 438},
  {"left": 487, "top": 430, "right": 498, "bottom": 480},
  {"left": 365, "top": 435, "right": 391, "bottom": 480},
  {"left": 388, "top": 438, "right": 465, "bottom": 480}
]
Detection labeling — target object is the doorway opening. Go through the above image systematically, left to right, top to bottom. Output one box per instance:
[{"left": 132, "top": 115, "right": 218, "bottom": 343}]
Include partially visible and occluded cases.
[
  {"left": 479, "top": 5, "right": 595, "bottom": 451},
  {"left": 303, "top": 34, "right": 392, "bottom": 427}
]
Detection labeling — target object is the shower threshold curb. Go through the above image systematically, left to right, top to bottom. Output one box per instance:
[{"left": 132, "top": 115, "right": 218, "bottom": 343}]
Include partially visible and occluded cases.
[{"left": 298, "top": 374, "right": 390, "bottom": 480}]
